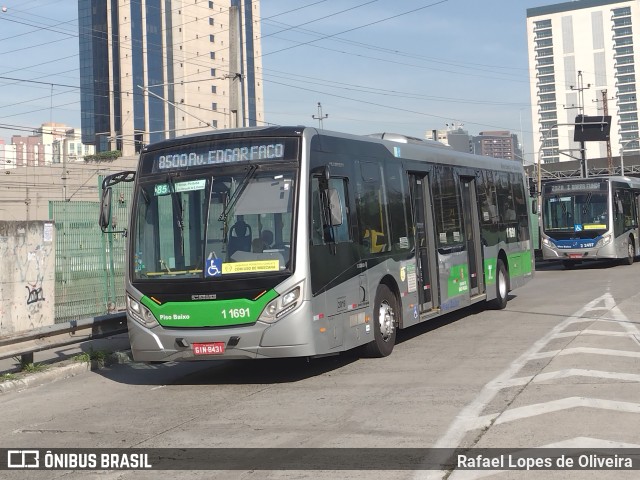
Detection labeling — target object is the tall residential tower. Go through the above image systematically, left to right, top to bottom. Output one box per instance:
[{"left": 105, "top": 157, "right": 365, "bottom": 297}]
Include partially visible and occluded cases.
[
  {"left": 78, "top": 0, "right": 264, "bottom": 155},
  {"left": 527, "top": 0, "right": 639, "bottom": 164}
]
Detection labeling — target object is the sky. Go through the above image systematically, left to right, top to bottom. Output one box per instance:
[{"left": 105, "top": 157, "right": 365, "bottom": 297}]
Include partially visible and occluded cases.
[{"left": 0, "top": 0, "right": 562, "bottom": 164}]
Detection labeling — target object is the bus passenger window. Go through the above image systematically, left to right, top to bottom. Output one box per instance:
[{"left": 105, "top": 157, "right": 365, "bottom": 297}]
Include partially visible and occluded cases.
[
  {"left": 356, "top": 161, "right": 390, "bottom": 254},
  {"left": 432, "top": 166, "right": 463, "bottom": 250}
]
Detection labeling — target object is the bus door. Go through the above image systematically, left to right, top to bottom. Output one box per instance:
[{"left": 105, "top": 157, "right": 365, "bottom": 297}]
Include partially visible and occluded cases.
[
  {"left": 410, "top": 173, "right": 439, "bottom": 312},
  {"left": 460, "top": 176, "right": 484, "bottom": 296}
]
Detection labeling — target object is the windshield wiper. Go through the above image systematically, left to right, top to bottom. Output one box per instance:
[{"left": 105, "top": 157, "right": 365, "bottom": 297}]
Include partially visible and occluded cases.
[
  {"left": 218, "top": 164, "right": 258, "bottom": 222},
  {"left": 167, "top": 174, "right": 185, "bottom": 255},
  {"left": 582, "top": 192, "right": 592, "bottom": 215}
]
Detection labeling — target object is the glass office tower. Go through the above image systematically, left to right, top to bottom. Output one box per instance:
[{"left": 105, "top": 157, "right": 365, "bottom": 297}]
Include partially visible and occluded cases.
[{"left": 78, "top": 0, "right": 264, "bottom": 155}]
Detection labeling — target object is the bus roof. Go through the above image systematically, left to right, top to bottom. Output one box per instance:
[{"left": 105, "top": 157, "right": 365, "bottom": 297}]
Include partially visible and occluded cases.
[{"left": 140, "top": 125, "right": 524, "bottom": 173}]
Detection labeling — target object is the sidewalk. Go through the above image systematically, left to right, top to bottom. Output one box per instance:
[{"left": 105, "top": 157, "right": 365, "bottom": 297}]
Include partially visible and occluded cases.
[{"left": 0, "top": 332, "right": 132, "bottom": 394}]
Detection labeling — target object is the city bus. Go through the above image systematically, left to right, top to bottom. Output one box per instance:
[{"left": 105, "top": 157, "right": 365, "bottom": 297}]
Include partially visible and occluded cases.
[
  {"left": 99, "top": 126, "right": 535, "bottom": 361},
  {"left": 540, "top": 176, "right": 640, "bottom": 267}
]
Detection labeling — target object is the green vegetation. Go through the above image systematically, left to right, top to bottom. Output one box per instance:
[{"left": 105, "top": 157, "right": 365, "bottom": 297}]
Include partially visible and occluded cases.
[
  {"left": 84, "top": 150, "right": 122, "bottom": 162},
  {"left": 73, "top": 348, "right": 109, "bottom": 368},
  {"left": 20, "top": 362, "right": 48, "bottom": 373},
  {"left": 1, "top": 372, "right": 17, "bottom": 382}
]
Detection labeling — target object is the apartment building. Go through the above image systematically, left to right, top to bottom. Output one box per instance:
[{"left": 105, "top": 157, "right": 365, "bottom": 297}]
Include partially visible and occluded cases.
[{"left": 527, "top": 0, "right": 639, "bottom": 164}]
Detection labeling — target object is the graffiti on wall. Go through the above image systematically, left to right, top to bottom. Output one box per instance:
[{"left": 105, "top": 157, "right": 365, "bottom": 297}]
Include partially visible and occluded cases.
[
  {"left": 0, "top": 223, "right": 54, "bottom": 334},
  {"left": 26, "top": 284, "right": 46, "bottom": 305}
]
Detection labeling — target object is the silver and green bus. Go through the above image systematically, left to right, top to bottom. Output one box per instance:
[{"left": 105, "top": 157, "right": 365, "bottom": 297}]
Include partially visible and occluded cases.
[
  {"left": 99, "top": 126, "right": 535, "bottom": 361},
  {"left": 540, "top": 176, "right": 640, "bottom": 267}
]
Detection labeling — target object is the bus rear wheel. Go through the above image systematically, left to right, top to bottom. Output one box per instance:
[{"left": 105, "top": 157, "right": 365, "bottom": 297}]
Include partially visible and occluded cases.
[
  {"left": 489, "top": 259, "right": 509, "bottom": 310},
  {"left": 364, "top": 284, "right": 397, "bottom": 357}
]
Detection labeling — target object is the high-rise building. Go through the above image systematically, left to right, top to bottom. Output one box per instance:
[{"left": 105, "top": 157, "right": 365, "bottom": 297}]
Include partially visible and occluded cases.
[
  {"left": 78, "top": 0, "right": 264, "bottom": 156},
  {"left": 526, "top": 0, "right": 639, "bottom": 164},
  {"left": 473, "top": 131, "right": 521, "bottom": 161}
]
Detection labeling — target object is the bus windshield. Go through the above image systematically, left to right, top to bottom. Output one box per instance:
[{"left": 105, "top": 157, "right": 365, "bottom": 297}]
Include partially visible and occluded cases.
[
  {"left": 132, "top": 169, "right": 296, "bottom": 280},
  {"left": 542, "top": 191, "right": 608, "bottom": 234}
]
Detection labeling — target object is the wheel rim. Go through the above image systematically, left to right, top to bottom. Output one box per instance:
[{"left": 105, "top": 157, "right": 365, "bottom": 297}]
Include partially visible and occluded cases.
[
  {"left": 629, "top": 242, "right": 634, "bottom": 261},
  {"left": 498, "top": 267, "right": 507, "bottom": 299},
  {"left": 377, "top": 300, "right": 395, "bottom": 342}
]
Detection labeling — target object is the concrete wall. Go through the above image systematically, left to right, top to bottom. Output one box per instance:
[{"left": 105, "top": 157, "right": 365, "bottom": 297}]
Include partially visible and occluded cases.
[{"left": 0, "top": 221, "right": 55, "bottom": 335}]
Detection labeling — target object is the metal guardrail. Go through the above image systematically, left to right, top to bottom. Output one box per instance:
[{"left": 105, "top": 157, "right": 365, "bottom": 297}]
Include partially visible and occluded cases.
[{"left": 0, "top": 312, "right": 128, "bottom": 365}]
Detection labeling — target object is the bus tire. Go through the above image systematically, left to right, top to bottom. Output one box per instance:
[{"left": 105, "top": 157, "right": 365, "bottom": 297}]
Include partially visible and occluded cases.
[
  {"left": 623, "top": 237, "right": 634, "bottom": 265},
  {"left": 489, "top": 259, "right": 509, "bottom": 310},
  {"left": 364, "top": 284, "right": 397, "bottom": 358}
]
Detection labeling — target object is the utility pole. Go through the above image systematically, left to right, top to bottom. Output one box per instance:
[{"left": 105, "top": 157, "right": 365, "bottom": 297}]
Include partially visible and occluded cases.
[
  {"left": 229, "top": 4, "right": 244, "bottom": 127},
  {"left": 570, "top": 71, "right": 591, "bottom": 178},
  {"left": 592, "top": 89, "right": 615, "bottom": 174},
  {"left": 601, "top": 90, "right": 613, "bottom": 174},
  {"left": 312, "top": 102, "right": 328, "bottom": 129}
]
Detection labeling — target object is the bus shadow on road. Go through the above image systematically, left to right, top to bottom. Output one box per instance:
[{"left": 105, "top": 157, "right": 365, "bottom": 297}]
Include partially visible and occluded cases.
[
  {"left": 535, "top": 258, "right": 629, "bottom": 271},
  {"left": 395, "top": 300, "right": 506, "bottom": 346},
  {"left": 95, "top": 303, "right": 498, "bottom": 387},
  {"left": 94, "top": 350, "right": 362, "bottom": 386}
]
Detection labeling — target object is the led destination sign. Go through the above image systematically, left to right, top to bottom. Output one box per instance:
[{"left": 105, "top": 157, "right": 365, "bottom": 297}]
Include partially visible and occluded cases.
[
  {"left": 146, "top": 137, "right": 298, "bottom": 173},
  {"left": 545, "top": 181, "right": 607, "bottom": 194}
]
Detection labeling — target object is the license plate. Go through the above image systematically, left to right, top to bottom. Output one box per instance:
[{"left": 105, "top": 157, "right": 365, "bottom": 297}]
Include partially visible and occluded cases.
[
  {"left": 569, "top": 254, "right": 582, "bottom": 259},
  {"left": 192, "top": 342, "right": 225, "bottom": 355}
]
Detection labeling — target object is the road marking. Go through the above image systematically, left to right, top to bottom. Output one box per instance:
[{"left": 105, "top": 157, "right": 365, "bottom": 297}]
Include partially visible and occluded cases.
[
  {"left": 416, "top": 293, "right": 640, "bottom": 480},
  {"left": 554, "top": 329, "right": 638, "bottom": 338},
  {"left": 529, "top": 347, "right": 640, "bottom": 360},
  {"left": 502, "top": 368, "right": 640, "bottom": 387},
  {"left": 473, "top": 397, "right": 640, "bottom": 429}
]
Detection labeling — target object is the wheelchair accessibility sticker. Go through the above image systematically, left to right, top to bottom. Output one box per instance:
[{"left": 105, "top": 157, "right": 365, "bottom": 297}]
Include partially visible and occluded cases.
[{"left": 206, "top": 258, "right": 223, "bottom": 277}]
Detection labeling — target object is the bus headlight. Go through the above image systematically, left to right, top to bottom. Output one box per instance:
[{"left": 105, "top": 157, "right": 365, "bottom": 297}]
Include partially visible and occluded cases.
[
  {"left": 596, "top": 234, "right": 612, "bottom": 248},
  {"left": 542, "top": 237, "right": 554, "bottom": 247},
  {"left": 259, "top": 282, "right": 303, "bottom": 324},
  {"left": 127, "top": 296, "right": 159, "bottom": 328}
]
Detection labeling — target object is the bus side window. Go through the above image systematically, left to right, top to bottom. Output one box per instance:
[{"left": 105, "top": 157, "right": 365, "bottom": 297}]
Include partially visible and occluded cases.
[
  {"left": 357, "top": 161, "right": 390, "bottom": 254},
  {"left": 385, "top": 163, "right": 412, "bottom": 252},
  {"left": 432, "top": 166, "right": 463, "bottom": 251},
  {"left": 512, "top": 173, "right": 530, "bottom": 241}
]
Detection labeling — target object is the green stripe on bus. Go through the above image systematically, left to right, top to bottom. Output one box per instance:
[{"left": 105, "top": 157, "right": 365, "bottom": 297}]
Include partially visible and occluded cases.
[{"left": 140, "top": 290, "right": 278, "bottom": 328}]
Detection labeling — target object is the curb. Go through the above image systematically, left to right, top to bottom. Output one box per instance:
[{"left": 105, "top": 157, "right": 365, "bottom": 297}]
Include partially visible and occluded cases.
[
  {"left": 0, "top": 350, "right": 134, "bottom": 395},
  {"left": 0, "top": 362, "right": 90, "bottom": 394}
]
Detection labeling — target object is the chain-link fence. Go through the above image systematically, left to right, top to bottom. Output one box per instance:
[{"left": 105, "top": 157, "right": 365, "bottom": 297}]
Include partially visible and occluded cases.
[{"left": 49, "top": 177, "right": 133, "bottom": 323}]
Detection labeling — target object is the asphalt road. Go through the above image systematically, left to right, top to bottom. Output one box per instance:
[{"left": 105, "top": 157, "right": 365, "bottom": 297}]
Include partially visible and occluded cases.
[{"left": 1, "top": 259, "right": 640, "bottom": 480}]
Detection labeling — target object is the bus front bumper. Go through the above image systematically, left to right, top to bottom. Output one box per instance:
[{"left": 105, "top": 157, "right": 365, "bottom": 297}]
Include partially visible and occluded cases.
[
  {"left": 541, "top": 243, "right": 617, "bottom": 261},
  {"left": 126, "top": 302, "right": 319, "bottom": 362}
]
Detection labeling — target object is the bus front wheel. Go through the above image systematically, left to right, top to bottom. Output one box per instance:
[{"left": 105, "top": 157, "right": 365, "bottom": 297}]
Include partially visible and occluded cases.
[
  {"left": 623, "top": 237, "right": 635, "bottom": 265},
  {"left": 489, "top": 259, "right": 509, "bottom": 310},
  {"left": 364, "top": 284, "right": 397, "bottom": 357}
]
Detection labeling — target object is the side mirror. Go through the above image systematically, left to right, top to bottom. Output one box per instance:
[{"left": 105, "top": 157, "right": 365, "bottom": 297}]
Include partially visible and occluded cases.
[
  {"left": 99, "top": 187, "right": 113, "bottom": 232},
  {"left": 327, "top": 188, "right": 343, "bottom": 226}
]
